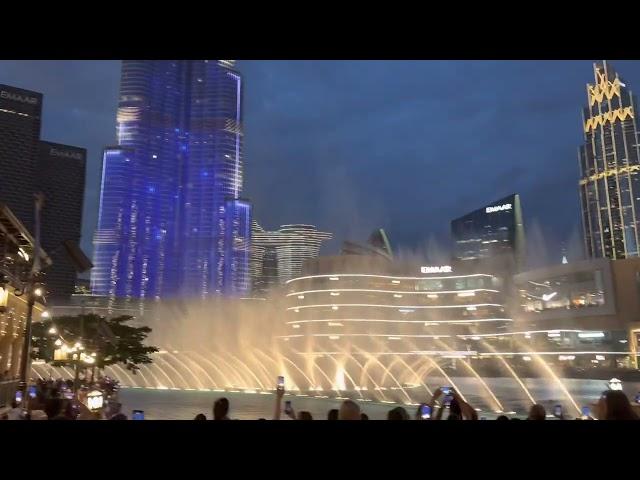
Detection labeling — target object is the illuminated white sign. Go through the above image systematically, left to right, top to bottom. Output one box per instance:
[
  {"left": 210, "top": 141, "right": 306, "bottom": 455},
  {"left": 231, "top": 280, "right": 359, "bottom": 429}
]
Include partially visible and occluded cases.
[
  {"left": 1, "top": 90, "right": 38, "bottom": 105},
  {"left": 50, "top": 148, "right": 83, "bottom": 160},
  {"left": 485, "top": 203, "right": 512, "bottom": 213},
  {"left": 421, "top": 266, "right": 452, "bottom": 274},
  {"left": 87, "top": 390, "right": 104, "bottom": 411}
]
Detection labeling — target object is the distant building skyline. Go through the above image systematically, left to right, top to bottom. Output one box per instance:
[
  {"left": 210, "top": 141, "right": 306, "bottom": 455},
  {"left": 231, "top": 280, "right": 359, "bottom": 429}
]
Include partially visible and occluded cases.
[
  {"left": 91, "top": 60, "right": 248, "bottom": 300},
  {"left": 579, "top": 61, "right": 640, "bottom": 260},
  {"left": 250, "top": 221, "right": 332, "bottom": 294}
]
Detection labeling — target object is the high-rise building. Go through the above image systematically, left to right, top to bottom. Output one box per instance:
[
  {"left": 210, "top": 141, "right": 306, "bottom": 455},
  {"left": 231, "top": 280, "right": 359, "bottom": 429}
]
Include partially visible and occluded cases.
[
  {"left": 92, "top": 60, "right": 248, "bottom": 299},
  {"left": 579, "top": 61, "right": 640, "bottom": 260},
  {"left": 0, "top": 84, "right": 43, "bottom": 229},
  {"left": 1, "top": 84, "right": 87, "bottom": 301},
  {"left": 37, "top": 141, "right": 86, "bottom": 300},
  {"left": 451, "top": 193, "right": 526, "bottom": 274},
  {"left": 250, "top": 222, "right": 332, "bottom": 293}
]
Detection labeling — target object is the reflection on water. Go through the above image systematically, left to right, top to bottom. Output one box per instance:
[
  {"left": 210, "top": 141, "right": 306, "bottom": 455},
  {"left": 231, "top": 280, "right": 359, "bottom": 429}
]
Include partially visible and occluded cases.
[{"left": 118, "top": 377, "right": 640, "bottom": 420}]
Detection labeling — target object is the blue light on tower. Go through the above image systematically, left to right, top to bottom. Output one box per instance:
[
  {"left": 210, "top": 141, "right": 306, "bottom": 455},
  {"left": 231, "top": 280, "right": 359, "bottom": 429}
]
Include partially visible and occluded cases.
[{"left": 91, "top": 60, "right": 250, "bottom": 299}]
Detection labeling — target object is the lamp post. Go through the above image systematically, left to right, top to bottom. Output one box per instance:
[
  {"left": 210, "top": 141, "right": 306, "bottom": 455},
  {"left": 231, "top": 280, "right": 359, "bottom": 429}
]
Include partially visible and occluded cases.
[{"left": 17, "top": 194, "right": 44, "bottom": 408}]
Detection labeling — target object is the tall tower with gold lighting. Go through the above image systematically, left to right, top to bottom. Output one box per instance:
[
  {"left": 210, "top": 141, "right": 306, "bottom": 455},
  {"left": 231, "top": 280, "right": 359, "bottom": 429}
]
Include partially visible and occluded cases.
[{"left": 579, "top": 61, "right": 640, "bottom": 259}]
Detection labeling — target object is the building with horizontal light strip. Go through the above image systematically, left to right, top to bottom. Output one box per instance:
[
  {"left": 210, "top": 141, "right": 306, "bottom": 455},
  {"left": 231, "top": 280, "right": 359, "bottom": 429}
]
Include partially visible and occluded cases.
[
  {"left": 579, "top": 61, "right": 640, "bottom": 260},
  {"left": 249, "top": 221, "right": 332, "bottom": 294},
  {"left": 282, "top": 254, "right": 640, "bottom": 377},
  {"left": 283, "top": 254, "right": 513, "bottom": 356}
]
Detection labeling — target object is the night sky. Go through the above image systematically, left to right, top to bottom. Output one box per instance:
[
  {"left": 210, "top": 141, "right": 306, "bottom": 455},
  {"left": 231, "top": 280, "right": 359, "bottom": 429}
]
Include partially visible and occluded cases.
[{"left": 2, "top": 60, "right": 639, "bottom": 267}]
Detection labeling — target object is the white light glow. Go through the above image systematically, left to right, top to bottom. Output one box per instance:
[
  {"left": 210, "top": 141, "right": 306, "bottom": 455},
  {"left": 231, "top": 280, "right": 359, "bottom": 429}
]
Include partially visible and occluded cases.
[
  {"left": 329, "top": 277, "right": 339, "bottom": 281},
  {"left": 34, "top": 287, "right": 43, "bottom": 297},
  {"left": 330, "top": 292, "right": 340, "bottom": 296},
  {"left": 457, "top": 292, "right": 475, "bottom": 297},
  {"left": 394, "top": 294, "right": 403, "bottom": 298},
  {"left": 286, "top": 302, "right": 502, "bottom": 311},
  {"left": 42, "top": 311, "right": 51, "bottom": 319},
  {"left": 47, "top": 326, "right": 56, "bottom": 334},
  {"left": 578, "top": 331, "right": 605, "bottom": 338},
  {"left": 595, "top": 355, "right": 605, "bottom": 361}
]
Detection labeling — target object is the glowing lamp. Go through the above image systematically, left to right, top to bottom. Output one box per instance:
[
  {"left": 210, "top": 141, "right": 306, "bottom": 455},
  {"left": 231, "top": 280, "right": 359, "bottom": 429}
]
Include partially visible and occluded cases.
[
  {"left": 0, "top": 286, "right": 9, "bottom": 313},
  {"left": 86, "top": 390, "right": 104, "bottom": 411}
]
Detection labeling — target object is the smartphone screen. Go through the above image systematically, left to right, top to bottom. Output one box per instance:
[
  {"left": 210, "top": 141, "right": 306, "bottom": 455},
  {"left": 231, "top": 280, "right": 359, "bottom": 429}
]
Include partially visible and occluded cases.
[
  {"left": 277, "top": 376, "right": 285, "bottom": 391},
  {"left": 28, "top": 386, "right": 37, "bottom": 398},
  {"left": 441, "top": 387, "right": 452, "bottom": 395},
  {"left": 15, "top": 390, "right": 23, "bottom": 404},
  {"left": 635, "top": 393, "right": 640, "bottom": 404},
  {"left": 443, "top": 395, "right": 453, "bottom": 407},
  {"left": 420, "top": 404, "right": 431, "bottom": 419},
  {"left": 554, "top": 404, "right": 562, "bottom": 418},
  {"left": 581, "top": 406, "right": 590, "bottom": 419},
  {"left": 132, "top": 410, "right": 145, "bottom": 420}
]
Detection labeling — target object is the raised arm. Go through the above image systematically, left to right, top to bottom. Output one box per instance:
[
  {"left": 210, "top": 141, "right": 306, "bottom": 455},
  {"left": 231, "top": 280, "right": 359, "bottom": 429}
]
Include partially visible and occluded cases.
[{"left": 273, "top": 387, "right": 284, "bottom": 420}]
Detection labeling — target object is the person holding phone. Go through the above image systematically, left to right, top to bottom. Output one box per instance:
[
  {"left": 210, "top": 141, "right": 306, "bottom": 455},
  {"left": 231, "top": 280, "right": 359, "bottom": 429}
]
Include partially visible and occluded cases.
[{"left": 427, "top": 386, "right": 477, "bottom": 420}]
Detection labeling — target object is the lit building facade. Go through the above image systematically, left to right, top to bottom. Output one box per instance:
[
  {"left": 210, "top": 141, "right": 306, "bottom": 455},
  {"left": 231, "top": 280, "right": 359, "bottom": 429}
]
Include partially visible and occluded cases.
[
  {"left": 92, "top": 60, "right": 249, "bottom": 299},
  {"left": 579, "top": 61, "right": 640, "bottom": 260},
  {"left": 451, "top": 193, "right": 525, "bottom": 274},
  {"left": 250, "top": 222, "right": 332, "bottom": 294},
  {"left": 283, "top": 255, "right": 512, "bottom": 356},
  {"left": 514, "top": 258, "right": 640, "bottom": 369}
]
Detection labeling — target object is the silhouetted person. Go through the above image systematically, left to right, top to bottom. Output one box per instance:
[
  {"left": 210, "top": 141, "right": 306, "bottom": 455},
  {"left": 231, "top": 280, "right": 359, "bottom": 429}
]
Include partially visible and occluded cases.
[
  {"left": 599, "top": 390, "right": 638, "bottom": 420},
  {"left": 213, "top": 397, "right": 230, "bottom": 420},
  {"left": 339, "top": 400, "right": 361, "bottom": 420},
  {"left": 528, "top": 404, "right": 546, "bottom": 420},
  {"left": 387, "top": 407, "right": 410, "bottom": 420},
  {"left": 327, "top": 409, "right": 339, "bottom": 421},
  {"left": 297, "top": 411, "right": 313, "bottom": 420},
  {"left": 194, "top": 413, "right": 207, "bottom": 420},
  {"left": 361, "top": 413, "right": 369, "bottom": 420},
  {"left": 496, "top": 415, "right": 509, "bottom": 421}
]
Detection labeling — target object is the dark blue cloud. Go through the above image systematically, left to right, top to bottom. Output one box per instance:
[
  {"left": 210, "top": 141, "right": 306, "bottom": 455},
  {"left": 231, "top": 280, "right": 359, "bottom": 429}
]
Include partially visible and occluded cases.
[{"left": 2, "top": 60, "right": 639, "bottom": 264}]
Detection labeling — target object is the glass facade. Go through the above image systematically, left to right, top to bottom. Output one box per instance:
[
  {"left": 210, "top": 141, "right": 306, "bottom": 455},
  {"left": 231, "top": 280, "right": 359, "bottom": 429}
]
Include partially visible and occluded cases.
[
  {"left": 92, "top": 60, "right": 249, "bottom": 299},
  {"left": 579, "top": 61, "right": 640, "bottom": 259},
  {"left": 451, "top": 193, "right": 525, "bottom": 272},
  {"left": 518, "top": 270, "right": 605, "bottom": 313}
]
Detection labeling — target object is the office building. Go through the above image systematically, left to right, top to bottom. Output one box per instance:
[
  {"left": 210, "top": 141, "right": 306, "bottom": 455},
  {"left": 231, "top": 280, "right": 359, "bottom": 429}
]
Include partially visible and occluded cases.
[
  {"left": 92, "top": 60, "right": 248, "bottom": 299},
  {"left": 579, "top": 61, "right": 640, "bottom": 260},
  {"left": 0, "top": 84, "right": 43, "bottom": 229},
  {"left": 1, "top": 84, "right": 88, "bottom": 301},
  {"left": 37, "top": 141, "right": 86, "bottom": 300},
  {"left": 451, "top": 193, "right": 525, "bottom": 274},
  {"left": 250, "top": 222, "right": 332, "bottom": 293}
]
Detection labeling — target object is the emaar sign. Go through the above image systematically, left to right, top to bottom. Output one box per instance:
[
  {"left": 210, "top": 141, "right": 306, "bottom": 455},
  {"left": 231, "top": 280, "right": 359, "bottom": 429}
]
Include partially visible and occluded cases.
[
  {"left": 1, "top": 90, "right": 38, "bottom": 105},
  {"left": 486, "top": 203, "right": 512, "bottom": 213},
  {"left": 421, "top": 266, "right": 452, "bottom": 274}
]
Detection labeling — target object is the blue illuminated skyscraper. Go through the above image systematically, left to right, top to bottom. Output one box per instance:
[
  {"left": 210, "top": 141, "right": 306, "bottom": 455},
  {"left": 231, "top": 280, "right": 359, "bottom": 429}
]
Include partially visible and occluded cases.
[{"left": 92, "top": 60, "right": 250, "bottom": 299}]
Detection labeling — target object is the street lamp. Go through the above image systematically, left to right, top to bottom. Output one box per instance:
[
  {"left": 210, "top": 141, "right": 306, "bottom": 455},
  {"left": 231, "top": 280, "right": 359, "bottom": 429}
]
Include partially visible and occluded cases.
[
  {"left": 33, "top": 287, "right": 43, "bottom": 297},
  {"left": 42, "top": 311, "right": 50, "bottom": 319},
  {"left": 47, "top": 325, "right": 56, "bottom": 334}
]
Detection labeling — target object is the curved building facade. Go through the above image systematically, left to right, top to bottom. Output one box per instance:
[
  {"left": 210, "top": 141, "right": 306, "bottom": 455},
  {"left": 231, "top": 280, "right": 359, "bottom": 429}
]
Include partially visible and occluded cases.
[{"left": 282, "top": 255, "right": 511, "bottom": 357}]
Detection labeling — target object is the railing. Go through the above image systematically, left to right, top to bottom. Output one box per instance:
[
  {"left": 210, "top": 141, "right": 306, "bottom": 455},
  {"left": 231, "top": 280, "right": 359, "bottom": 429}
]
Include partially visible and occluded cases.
[{"left": 0, "top": 380, "right": 19, "bottom": 408}]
